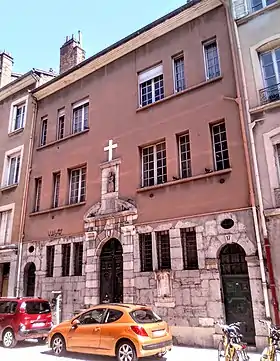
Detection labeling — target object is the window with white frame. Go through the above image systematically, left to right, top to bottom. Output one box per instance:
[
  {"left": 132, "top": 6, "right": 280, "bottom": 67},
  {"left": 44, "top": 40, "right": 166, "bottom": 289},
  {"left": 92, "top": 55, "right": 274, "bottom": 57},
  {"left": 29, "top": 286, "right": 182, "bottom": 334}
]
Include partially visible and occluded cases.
[
  {"left": 251, "top": 0, "right": 276, "bottom": 12},
  {"left": 203, "top": 39, "right": 221, "bottom": 80},
  {"left": 259, "top": 47, "right": 280, "bottom": 104},
  {"left": 173, "top": 54, "right": 186, "bottom": 92},
  {"left": 138, "top": 64, "right": 164, "bottom": 107},
  {"left": 9, "top": 96, "right": 28, "bottom": 133},
  {"left": 72, "top": 100, "right": 89, "bottom": 134},
  {"left": 57, "top": 109, "right": 65, "bottom": 140},
  {"left": 40, "top": 117, "right": 48, "bottom": 146},
  {"left": 211, "top": 122, "right": 230, "bottom": 171},
  {"left": 178, "top": 133, "right": 192, "bottom": 178},
  {"left": 141, "top": 141, "right": 167, "bottom": 187},
  {"left": 1, "top": 146, "right": 24, "bottom": 188},
  {"left": 69, "top": 166, "right": 86, "bottom": 204},
  {"left": 52, "top": 172, "right": 61, "bottom": 208},
  {"left": 34, "top": 177, "right": 42, "bottom": 212},
  {"left": 0, "top": 206, "right": 13, "bottom": 246}
]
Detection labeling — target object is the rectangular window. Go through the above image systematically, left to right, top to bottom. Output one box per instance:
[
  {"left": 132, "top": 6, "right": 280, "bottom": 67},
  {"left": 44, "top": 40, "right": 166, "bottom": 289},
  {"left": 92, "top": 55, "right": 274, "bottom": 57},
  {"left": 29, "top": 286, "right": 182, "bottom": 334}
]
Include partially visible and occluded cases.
[
  {"left": 251, "top": 0, "right": 276, "bottom": 12},
  {"left": 203, "top": 40, "right": 221, "bottom": 80},
  {"left": 260, "top": 48, "right": 280, "bottom": 104},
  {"left": 173, "top": 54, "right": 186, "bottom": 92},
  {"left": 138, "top": 64, "right": 164, "bottom": 107},
  {"left": 72, "top": 102, "right": 89, "bottom": 134},
  {"left": 12, "top": 103, "right": 26, "bottom": 131},
  {"left": 57, "top": 110, "right": 65, "bottom": 140},
  {"left": 40, "top": 118, "right": 48, "bottom": 146},
  {"left": 211, "top": 122, "right": 230, "bottom": 171},
  {"left": 178, "top": 133, "right": 192, "bottom": 178},
  {"left": 141, "top": 142, "right": 167, "bottom": 187},
  {"left": 6, "top": 154, "right": 21, "bottom": 186},
  {"left": 69, "top": 166, "right": 86, "bottom": 204},
  {"left": 52, "top": 172, "right": 61, "bottom": 208},
  {"left": 34, "top": 177, "right": 42, "bottom": 212},
  {"left": 0, "top": 209, "right": 12, "bottom": 246},
  {"left": 181, "top": 227, "right": 199, "bottom": 270},
  {"left": 156, "top": 230, "right": 171, "bottom": 270},
  {"left": 139, "top": 233, "right": 153, "bottom": 272},
  {"left": 73, "top": 242, "right": 83, "bottom": 276},
  {"left": 62, "top": 243, "right": 71, "bottom": 277},
  {"left": 46, "top": 245, "right": 55, "bottom": 277}
]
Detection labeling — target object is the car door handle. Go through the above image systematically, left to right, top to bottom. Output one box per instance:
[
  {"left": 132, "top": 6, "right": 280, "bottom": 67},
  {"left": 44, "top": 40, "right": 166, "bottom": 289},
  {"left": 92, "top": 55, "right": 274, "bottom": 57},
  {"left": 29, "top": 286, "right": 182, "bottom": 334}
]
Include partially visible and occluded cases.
[{"left": 94, "top": 327, "right": 100, "bottom": 332}]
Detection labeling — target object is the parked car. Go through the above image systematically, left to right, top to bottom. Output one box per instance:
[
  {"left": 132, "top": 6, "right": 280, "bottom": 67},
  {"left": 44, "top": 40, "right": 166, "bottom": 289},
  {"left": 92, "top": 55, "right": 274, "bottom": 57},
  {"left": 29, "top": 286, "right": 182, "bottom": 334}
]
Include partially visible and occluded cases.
[
  {"left": 0, "top": 297, "right": 53, "bottom": 348},
  {"left": 48, "top": 303, "right": 172, "bottom": 360}
]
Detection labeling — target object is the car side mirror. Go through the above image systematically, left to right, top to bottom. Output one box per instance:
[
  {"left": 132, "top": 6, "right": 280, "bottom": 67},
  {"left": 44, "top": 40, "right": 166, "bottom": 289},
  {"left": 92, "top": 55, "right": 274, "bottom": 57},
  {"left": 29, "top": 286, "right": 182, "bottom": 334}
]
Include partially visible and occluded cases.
[{"left": 71, "top": 319, "right": 80, "bottom": 329}]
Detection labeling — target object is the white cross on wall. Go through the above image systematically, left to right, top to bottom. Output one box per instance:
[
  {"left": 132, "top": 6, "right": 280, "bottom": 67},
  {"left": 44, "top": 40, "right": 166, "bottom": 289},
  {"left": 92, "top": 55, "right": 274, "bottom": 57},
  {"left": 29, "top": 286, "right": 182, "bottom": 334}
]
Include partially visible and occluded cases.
[{"left": 104, "top": 139, "right": 118, "bottom": 162}]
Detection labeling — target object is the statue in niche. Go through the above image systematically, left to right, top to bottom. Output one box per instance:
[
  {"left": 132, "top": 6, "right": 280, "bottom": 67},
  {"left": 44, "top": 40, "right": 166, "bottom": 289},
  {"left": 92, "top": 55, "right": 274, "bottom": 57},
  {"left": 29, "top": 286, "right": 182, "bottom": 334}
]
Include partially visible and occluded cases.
[
  {"left": 107, "top": 171, "right": 116, "bottom": 193},
  {"left": 156, "top": 271, "right": 171, "bottom": 298}
]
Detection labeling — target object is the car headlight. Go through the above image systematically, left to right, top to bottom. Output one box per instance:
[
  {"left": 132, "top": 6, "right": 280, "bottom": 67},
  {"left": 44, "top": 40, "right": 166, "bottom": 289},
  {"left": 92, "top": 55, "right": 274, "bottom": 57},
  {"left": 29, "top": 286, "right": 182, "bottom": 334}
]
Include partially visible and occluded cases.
[{"left": 19, "top": 324, "right": 26, "bottom": 331}]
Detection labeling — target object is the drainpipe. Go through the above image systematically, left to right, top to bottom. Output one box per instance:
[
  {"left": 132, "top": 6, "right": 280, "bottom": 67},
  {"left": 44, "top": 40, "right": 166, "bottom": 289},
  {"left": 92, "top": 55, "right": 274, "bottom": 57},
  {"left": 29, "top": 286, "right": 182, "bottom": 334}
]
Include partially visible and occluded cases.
[
  {"left": 220, "top": 0, "right": 271, "bottom": 320},
  {"left": 15, "top": 94, "right": 38, "bottom": 297}
]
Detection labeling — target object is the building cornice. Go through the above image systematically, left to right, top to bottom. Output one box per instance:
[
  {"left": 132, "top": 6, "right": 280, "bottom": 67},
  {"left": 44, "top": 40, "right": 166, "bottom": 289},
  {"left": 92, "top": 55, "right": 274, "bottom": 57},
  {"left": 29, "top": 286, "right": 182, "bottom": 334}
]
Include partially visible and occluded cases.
[
  {"left": 33, "top": 0, "right": 222, "bottom": 100},
  {"left": 0, "top": 73, "right": 37, "bottom": 103}
]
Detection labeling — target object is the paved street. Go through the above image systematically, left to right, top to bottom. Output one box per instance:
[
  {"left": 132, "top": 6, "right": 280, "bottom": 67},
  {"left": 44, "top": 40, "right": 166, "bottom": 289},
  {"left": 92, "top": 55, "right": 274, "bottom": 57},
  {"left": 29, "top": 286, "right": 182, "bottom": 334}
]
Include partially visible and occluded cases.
[{"left": 0, "top": 341, "right": 262, "bottom": 361}]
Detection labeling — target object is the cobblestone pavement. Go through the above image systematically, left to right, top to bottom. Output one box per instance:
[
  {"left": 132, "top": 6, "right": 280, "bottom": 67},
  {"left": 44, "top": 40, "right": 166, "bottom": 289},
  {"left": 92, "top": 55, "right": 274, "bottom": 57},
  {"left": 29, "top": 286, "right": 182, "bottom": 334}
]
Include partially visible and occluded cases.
[{"left": 0, "top": 341, "right": 263, "bottom": 361}]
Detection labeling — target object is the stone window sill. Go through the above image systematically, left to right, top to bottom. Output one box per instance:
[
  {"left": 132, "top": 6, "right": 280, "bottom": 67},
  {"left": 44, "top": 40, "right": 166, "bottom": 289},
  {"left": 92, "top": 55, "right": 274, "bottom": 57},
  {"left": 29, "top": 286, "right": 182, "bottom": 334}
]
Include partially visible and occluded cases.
[
  {"left": 136, "top": 76, "right": 223, "bottom": 112},
  {"left": 250, "top": 98, "right": 280, "bottom": 114},
  {"left": 8, "top": 127, "right": 24, "bottom": 137},
  {"left": 36, "top": 129, "right": 89, "bottom": 151},
  {"left": 137, "top": 168, "right": 232, "bottom": 193},
  {"left": 0, "top": 183, "right": 18, "bottom": 192},
  {"left": 29, "top": 201, "right": 86, "bottom": 216}
]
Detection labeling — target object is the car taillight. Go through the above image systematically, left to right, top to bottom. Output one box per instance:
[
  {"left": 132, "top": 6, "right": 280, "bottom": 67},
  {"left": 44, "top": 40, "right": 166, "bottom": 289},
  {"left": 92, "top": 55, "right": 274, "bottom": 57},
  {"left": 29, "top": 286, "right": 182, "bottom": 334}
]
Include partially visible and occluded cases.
[
  {"left": 130, "top": 326, "right": 148, "bottom": 337},
  {"left": 242, "top": 344, "right": 247, "bottom": 349}
]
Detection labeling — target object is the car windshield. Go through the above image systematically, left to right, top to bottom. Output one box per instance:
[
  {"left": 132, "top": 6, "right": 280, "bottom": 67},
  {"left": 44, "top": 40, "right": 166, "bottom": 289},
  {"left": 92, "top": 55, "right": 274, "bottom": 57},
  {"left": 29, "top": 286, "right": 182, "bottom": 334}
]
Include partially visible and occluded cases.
[
  {"left": 0, "top": 301, "right": 18, "bottom": 314},
  {"left": 24, "top": 301, "right": 51, "bottom": 314},
  {"left": 130, "top": 308, "right": 162, "bottom": 324}
]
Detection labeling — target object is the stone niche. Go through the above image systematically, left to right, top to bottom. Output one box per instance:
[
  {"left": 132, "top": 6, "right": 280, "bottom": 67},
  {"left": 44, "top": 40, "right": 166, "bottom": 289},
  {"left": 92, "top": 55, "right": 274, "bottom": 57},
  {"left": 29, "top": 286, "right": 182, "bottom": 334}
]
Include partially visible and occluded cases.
[{"left": 155, "top": 270, "right": 175, "bottom": 307}]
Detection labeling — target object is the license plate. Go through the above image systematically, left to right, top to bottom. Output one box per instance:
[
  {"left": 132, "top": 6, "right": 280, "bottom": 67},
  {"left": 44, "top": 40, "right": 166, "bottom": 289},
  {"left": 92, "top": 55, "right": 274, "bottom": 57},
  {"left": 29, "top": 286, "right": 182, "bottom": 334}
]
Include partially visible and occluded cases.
[
  {"left": 32, "top": 322, "right": 45, "bottom": 328},
  {"left": 152, "top": 330, "right": 166, "bottom": 337}
]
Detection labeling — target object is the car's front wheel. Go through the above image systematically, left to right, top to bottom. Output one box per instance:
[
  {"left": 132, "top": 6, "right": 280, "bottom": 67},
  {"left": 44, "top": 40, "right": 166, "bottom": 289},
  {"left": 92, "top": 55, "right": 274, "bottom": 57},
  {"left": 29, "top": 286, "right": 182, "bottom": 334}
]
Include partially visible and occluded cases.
[
  {"left": 2, "top": 329, "right": 17, "bottom": 348},
  {"left": 51, "top": 334, "right": 66, "bottom": 356},
  {"left": 117, "top": 341, "right": 137, "bottom": 361}
]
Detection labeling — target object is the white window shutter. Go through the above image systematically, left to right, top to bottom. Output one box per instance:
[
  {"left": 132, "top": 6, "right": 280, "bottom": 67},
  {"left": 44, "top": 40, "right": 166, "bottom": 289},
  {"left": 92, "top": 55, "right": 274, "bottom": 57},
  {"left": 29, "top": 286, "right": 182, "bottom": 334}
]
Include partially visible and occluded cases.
[{"left": 232, "top": 0, "right": 249, "bottom": 20}]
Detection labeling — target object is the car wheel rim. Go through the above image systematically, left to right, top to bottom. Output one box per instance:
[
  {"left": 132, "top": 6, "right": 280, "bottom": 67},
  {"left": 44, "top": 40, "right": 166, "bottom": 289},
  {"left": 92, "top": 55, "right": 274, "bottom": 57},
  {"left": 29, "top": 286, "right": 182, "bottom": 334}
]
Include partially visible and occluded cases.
[
  {"left": 4, "top": 331, "right": 13, "bottom": 347},
  {"left": 53, "top": 338, "right": 63, "bottom": 354},
  {"left": 119, "top": 344, "right": 133, "bottom": 361}
]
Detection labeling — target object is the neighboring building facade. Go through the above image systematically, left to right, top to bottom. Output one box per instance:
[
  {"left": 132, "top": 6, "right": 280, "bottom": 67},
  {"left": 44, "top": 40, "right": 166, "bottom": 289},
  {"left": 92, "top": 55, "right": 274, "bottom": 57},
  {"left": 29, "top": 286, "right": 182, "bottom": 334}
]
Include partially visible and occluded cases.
[
  {"left": 21, "top": 0, "right": 267, "bottom": 348},
  {"left": 232, "top": 0, "right": 280, "bottom": 324},
  {"left": 0, "top": 52, "right": 54, "bottom": 297}
]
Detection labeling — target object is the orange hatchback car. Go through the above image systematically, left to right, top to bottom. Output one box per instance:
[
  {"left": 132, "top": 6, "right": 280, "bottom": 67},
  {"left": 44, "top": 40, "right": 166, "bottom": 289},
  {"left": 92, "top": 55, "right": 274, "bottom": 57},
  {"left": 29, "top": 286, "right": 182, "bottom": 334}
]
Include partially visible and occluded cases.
[{"left": 48, "top": 303, "right": 172, "bottom": 360}]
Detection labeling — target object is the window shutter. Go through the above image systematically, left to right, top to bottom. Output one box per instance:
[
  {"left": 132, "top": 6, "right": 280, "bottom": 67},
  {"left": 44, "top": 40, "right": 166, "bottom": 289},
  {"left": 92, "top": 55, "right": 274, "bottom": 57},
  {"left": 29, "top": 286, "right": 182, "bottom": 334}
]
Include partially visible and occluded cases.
[
  {"left": 232, "top": 0, "right": 249, "bottom": 20},
  {"left": 138, "top": 64, "right": 163, "bottom": 84},
  {"left": 21, "top": 105, "right": 26, "bottom": 127},
  {"left": 12, "top": 106, "right": 17, "bottom": 131}
]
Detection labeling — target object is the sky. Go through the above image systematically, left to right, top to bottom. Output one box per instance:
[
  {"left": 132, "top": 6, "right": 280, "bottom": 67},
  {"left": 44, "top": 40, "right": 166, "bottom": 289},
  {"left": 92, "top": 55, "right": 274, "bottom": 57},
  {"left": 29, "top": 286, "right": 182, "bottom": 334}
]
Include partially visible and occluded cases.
[{"left": 2, "top": 0, "right": 186, "bottom": 74}]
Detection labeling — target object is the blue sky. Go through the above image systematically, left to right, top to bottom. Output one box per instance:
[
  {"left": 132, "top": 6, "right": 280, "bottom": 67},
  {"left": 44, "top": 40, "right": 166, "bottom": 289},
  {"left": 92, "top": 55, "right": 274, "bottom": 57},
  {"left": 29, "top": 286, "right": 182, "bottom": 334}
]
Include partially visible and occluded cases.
[{"left": 2, "top": 0, "right": 185, "bottom": 74}]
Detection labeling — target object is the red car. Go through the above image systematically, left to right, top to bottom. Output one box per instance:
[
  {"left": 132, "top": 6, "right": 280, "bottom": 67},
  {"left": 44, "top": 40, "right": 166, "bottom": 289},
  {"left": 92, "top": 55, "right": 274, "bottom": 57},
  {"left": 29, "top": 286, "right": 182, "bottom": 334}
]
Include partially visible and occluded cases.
[{"left": 0, "top": 297, "right": 53, "bottom": 348}]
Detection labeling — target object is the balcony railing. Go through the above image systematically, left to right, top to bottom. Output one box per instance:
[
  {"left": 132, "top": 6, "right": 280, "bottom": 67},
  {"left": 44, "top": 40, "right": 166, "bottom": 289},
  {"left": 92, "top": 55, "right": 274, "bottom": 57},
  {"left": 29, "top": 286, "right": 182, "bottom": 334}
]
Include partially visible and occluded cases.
[
  {"left": 259, "top": 83, "right": 280, "bottom": 105},
  {"left": 274, "top": 187, "right": 280, "bottom": 208}
]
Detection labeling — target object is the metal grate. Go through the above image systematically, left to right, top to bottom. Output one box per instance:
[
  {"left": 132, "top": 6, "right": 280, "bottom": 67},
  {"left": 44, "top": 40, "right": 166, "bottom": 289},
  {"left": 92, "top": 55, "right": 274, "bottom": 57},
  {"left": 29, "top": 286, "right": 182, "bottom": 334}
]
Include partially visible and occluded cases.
[
  {"left": 204, "top": 40, "right": 221, "bottom": 80},
  {"left": 173, "top": 55, "right": 186, "bottom": 92},
  {"left": 140, "top": 75, "right": 164, "bottom": 106},
  {"left": 259, "top": 83, "right": 280, "bottom": 105},
  {"left": 72, "top": 103, "right": 89, "bottom": 133},
  {"left": 57, "top": 115, "right": 65, "bottom": 139},
  {"left": 40, "top": 118, "right": 48, "bottom": 146},
  {"left": 212, "top": 122, "right": 230, "bottom": 171},
  {"left": 178, "top": 133, "right": 192, "bottom": 178},
  {"left": 142, "top": 142, "right": 167, "bottom": 187},
  {"left": 69, "top": 167, "right": 86, "bottom": 204},
  {"left": 52, "top": 172, "right": 61, "bottom": 208},
  {"left": 34, "top": 177, "right": 42, "bottom": 212},
  {"left": 181, "top": 227, "right": 198, "bottom": 270},
  {"left": 156, "top": 230, "right": 171, "bottom": 270},
  {"left": 139, "top": 233, "right": 153, "bottom": 272},
  {"left": 74, "top": 242, "right": 83, "bottom": 276},
  {"left": 62, "top": 243, "right": 71, "bottom": 277},
  {"left": 220, "top": 243, "right": 248, "bottom": 275},
  {"left": 46, "top": 245, "right": 55, "bottom": 277}
]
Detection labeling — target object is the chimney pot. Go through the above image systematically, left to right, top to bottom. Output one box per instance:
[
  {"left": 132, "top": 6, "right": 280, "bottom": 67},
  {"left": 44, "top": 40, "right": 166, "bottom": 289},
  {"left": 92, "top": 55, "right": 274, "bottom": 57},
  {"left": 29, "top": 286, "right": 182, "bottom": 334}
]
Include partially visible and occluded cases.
[{"left": 0, "top": 51, "right": 13, "bottom": 88}]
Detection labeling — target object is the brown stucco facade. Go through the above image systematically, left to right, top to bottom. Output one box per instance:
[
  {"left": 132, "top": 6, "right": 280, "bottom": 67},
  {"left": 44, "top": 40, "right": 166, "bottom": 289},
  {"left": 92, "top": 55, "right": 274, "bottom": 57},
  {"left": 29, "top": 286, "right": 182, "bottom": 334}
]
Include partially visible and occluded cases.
[{"left": 21, "top": 1, "right": 267, "bottom": 348}]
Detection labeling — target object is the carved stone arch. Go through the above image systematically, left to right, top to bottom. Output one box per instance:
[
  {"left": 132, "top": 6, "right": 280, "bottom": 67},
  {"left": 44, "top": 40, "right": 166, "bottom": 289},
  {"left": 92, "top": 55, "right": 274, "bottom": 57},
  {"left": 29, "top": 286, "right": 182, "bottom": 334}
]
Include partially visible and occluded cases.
[
  {"left": 84, "top": 202, "right": 101, "bottom": 221},
  {"left": 95, "top": 231, "right": 122, "bottom": 257},
  {"left": 215, "top": 235, "right": 256, "bottom": 259}
]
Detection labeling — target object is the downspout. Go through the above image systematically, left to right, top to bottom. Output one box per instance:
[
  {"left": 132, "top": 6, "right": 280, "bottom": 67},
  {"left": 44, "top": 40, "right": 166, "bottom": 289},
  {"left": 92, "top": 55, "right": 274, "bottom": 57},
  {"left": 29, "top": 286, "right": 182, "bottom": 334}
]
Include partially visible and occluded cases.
[
  {"left": 220, "top": 0, "right": 271, "bottom": 320},
  {"left": 15, "top": 93, "right": 38, "bottom": 297}
]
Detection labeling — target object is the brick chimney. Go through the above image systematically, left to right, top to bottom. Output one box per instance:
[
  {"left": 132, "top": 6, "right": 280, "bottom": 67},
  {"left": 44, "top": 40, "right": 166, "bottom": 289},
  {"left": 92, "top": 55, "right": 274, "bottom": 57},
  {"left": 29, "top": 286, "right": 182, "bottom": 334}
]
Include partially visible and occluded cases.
[
  {"left": 59, "top": 31, "right": 85, "bottom": 74},
  {"left": 0, "top": 51, "right": 13, "bottom": 88}
]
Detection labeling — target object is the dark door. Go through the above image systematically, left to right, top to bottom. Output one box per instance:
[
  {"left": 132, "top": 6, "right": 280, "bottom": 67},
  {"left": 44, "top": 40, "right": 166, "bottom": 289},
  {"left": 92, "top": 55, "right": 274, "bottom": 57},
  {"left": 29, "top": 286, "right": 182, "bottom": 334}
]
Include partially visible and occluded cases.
[
  {"left": 100, "top": 239, "right": 123, "bottom": 303},
  {"left": 220, "top": 243, "right": 256, "bottom": 345},
  {"left": 24, "top": 263, "right": 36, "bottom": 297}
]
